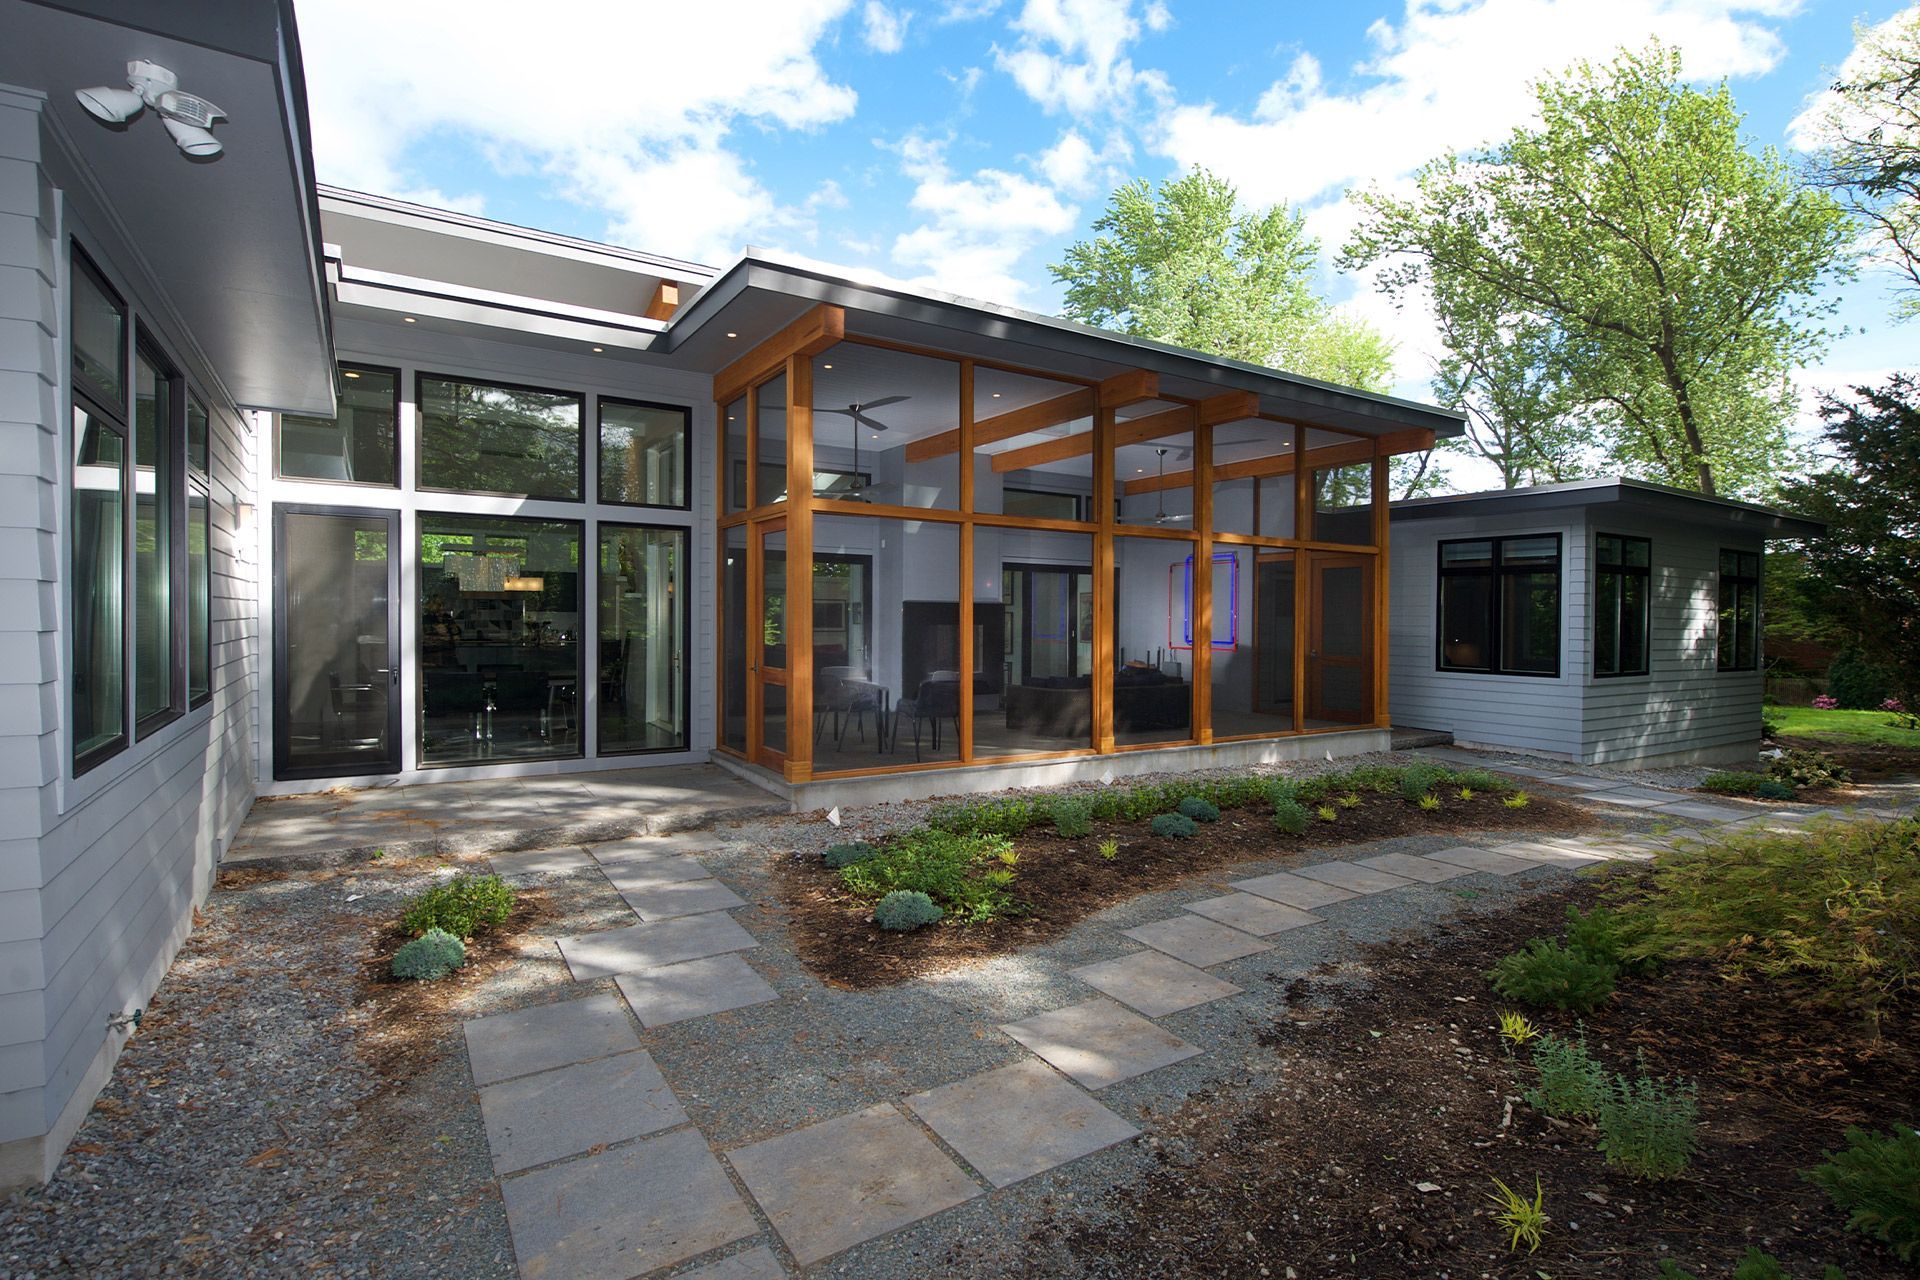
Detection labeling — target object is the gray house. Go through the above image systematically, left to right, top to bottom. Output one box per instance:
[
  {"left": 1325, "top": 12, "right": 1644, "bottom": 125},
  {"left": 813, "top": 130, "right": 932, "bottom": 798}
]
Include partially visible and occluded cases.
[{"left": 1388, "top": 480, "right": 1822, "bottom": 767}]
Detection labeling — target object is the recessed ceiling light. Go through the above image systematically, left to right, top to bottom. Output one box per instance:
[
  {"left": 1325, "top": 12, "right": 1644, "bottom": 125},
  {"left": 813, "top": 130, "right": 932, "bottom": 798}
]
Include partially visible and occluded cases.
[
  {"left": 403, "top": 316, "right": 416, "bottom": 323},
  {"left": 726, "top": 331, "right": 738, "bottom": 339},
  {"left": 591, "top": 346, "right": 603, "bottom": 353},
  {"left": 823, "top": 363, "right": 833, "bottom": 369},
  {"left": 342, "top": 370, "right": 360, "bottom": 380},
  {"left": 992, "top": 392, "right": 1002, "bottom": 398},
  {"left": 1136, "top": 467, "right": 1145, "bottom": 473}
]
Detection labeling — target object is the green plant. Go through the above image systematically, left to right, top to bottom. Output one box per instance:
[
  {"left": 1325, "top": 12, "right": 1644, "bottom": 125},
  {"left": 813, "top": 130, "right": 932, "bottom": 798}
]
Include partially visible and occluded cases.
[
  {"left": 1828, "top": 646, "right": 1894, "bottom": 711},
  {"left": 1762, "top": 711, "right": 1785, "bottom": 740},
  {"left": 1768, "top": 748, "right": 1851, "bottom": 791},
  {"left": 1399, "top": 766, "right": 1445, "bottom": 803},
  {"left": 1451, "top": 768, "right": 1510, "bottom": 794},
  {"left": 1701, "top": 770, "right": 1779, "bottom": 796},
  {"left": 1457, "top": 787, "right": 1477, "bottom": 800},
  {"left": 1335, "top": 791, "right": 1360, "bottom": 809},
  {"left": 1503, "top": 791, "right": 1531, "bottom": 810},
  {"left": 1416, "top": 793, "right": 1441, "bottom": 812},
  {"left": 927, "top": 795, "right": 1040, "bottom": 837},
  {"left": 1047, "top": 796, "right": 1094, "bottom": 838},
  {"left": 1176, "top": 796, "right": 1220, "bottom": 823},
  {"left": 1272, "top": 799, "right": 1309, "bottom": 836},
  {"left": 1315, "top": 804, "right": 1338, "bottom": 822},
  {"left": 1149, "top": 812, "right": 1198, "bottom": 839},
  {"left": 840, "top": 828, "right": 1018, "bottom": 924},
  {"left": 1097, "top": 837, "right": 1119, "bottom": 861},
  {"left": 823, "top": 841, "right": 880, "bottom": 869},
  {"left": 401, "top": 874, "right": 515, "bottom": 940},
  {"left": 873, "top": 889, "right": 945, "bottom": 931},
  {"left": 1563, "top": 905, "right": 1659, "bottom": 977},
  {"left": 391, "top": 928, "right": 466, "bottom": 980},
  {"left": 1488, "top": 938, "right": 1616, "bottom": 1013},
  {"left": 1497, "top": 1009, "right": 1540, "bottom": 1050},
  {"left": 1526, "top": 1030, "right": 1608, "bottom": 1119},
  {"left": 1596, "top": 1062, "right": 1698, "bottom": 1180},
  {"left": 1805, "top": 1124, "right": 1920, "bottom": 1262},
  {"left": 1486, "top": 1176, "right": 1548, "bottom": 1254},
  {"left": 1658, "top": 1248, "right": 1848, "bottom": 1280}
]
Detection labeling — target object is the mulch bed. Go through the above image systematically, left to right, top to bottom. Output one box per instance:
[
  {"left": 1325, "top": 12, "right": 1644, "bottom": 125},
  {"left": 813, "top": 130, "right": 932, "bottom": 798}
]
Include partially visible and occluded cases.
[
  {"left": 1777, "top": 734, "right": 1920, "bottom": 784},
  {"left": 771, "top": 789, "right": 1595, "bottom": 989},
  {"left": 1025, "top": 878, "right": 1919, "bottom": 1279}
]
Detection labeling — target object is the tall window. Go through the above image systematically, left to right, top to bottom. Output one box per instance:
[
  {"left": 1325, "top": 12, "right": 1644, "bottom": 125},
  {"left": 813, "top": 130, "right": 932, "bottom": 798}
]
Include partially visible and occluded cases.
[
  {"left": 70, "top": 250, "right": 128, "bottom": 772},
  {"left": 132, "top": 336, "right": 180, "bottom": 733},
  {"left": 279, "top": 364, "right": 399, "bottom": 485},
  {"left": 418, "top": 374, "right": 582, "bottom": 499},
  {"left": 187, "top": 396, "right": 212, "bottom": 707},
  {"left": 599, "top": 399, "right": 689, "bottom": 508},
  {"left": 598, "top": 525, "right": 688, "bottom": 753},
  {"left": 1437, "top": 535, "right": 1562, "bottom": 677},
  {"left": 1594, "top": 535, "right": 1650, "bottom": 678},
  {"left": 1717, "top": 549, "right": 1760, "bottom": 671}
]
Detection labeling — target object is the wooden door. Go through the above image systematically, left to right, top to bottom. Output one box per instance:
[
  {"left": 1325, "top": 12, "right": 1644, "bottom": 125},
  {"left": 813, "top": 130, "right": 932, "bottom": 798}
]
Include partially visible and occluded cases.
[
  {"left": 754, "top": 520, "right": 788, "bottom": 769},
  {"left": 1308, "top": 553, "right": 1374, "bottom": 725}
]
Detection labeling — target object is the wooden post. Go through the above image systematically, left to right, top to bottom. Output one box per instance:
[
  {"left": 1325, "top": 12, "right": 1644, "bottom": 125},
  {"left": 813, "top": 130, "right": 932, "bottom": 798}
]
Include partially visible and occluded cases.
[
  {"left": 787, "top": 355, "right": 815, "bottom": 782},
  {"left": 1093, "top": 404, "right": 1116, "bottom": 755},
  {"left": 1193, "top": 423, "right": 1214, "bottom": 743}
]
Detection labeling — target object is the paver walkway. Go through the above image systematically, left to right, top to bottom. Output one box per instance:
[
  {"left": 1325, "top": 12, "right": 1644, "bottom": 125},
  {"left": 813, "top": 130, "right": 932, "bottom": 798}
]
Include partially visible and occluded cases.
[{"left": 461, "top": 761, "right": 1917, "bottom": 1278}]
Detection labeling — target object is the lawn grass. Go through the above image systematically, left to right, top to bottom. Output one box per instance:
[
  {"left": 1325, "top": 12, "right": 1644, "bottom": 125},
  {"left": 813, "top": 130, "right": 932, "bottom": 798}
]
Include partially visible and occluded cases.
[{"left": 1770, "top": 705, "right": 1920, "bottom": 748}]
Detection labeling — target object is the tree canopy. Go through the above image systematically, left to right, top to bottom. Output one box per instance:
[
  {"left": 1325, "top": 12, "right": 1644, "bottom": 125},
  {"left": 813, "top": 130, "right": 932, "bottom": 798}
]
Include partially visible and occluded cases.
[{"left": 1342, "top": 43, "right": 1853, "bottom": 498}]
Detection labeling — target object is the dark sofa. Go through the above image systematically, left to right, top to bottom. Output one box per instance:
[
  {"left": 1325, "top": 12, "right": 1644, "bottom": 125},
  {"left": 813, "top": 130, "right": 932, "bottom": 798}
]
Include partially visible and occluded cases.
[{"left": 1003, "top": 669, "right": 1191, "bottom": 738}]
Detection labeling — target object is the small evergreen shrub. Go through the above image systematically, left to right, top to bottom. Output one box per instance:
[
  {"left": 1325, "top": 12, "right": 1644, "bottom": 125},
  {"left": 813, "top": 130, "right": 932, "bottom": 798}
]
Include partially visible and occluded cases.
[
  {"left": 1768, "top": 748, "right": 1850, "bottom": 791},
  {"left": 1399, "top": 766, "right": 1445, "bottom": 803},
  {"left": 1451, "top": 768, "right": 1509, "bottom": 794},
  {"left": 1701, "top": 770, "right": 1778, "bottom": 796},
  {"left": 1757, "top": 779, "right": 1799, "bottom": 801},
  {"left": 1176, "top": 796, "right": 1220, "bottom": 823},
  {"left": 1048, "top": 797, "right": 1094, "bottom": 838},
  {"left": 1272, "top": 799, "right": 1309, "bottom": 836},
  {"left": 1149, "top": 812, "right": 1198, "bottom": 839},
  {"left": 840, "top": 828, "right": 1017, "bottom": 923},
  {"left": 823, "top": 841, "right": 880, "bottom": 869},
  {"left": 402, "top": 873, "right": 515, "bottom": 940},
  {"left": 873, "top": 889, "right": 944, "bottom": 931},
  {"left": 1563, "top": 905, "right": 1659, "bottom": 977},
  {"left": 391, "top": 928, "right": 465, "bottom": 980},
  {"left": 1488, "top": 938, "right": 1616, "bottom": 1013},
  {"left": 1526, "top": 1031, "right": 1607, "bottom": 1120},
  {"left": 1596, "top": 1065, "right": 1699, "bottom": 1180},
  {"left": 1805, "top": 1124, "right": 1920, "bottom": 1262},
  {"left": 1658, "top": 1247, "right": 1848, "bottom": 1280}
]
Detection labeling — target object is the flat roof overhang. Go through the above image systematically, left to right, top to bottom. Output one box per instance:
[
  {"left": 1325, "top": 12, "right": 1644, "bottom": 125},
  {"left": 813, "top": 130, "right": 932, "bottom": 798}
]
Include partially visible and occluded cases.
[{"left": 1390, "top": 477, "right": 1827, "bottom": 540}]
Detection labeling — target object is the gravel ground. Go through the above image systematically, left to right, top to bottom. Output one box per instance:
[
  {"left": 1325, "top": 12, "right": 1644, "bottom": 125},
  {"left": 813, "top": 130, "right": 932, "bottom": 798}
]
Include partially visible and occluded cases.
[{"left": 0, "top": 752, "right": 1674, "bottom": 1279}]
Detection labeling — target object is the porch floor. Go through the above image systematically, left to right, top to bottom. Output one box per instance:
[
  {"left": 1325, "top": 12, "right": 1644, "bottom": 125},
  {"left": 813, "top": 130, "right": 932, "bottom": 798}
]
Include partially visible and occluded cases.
[{"left": 226, "top": 765, "right": 786, "bottom": 869}]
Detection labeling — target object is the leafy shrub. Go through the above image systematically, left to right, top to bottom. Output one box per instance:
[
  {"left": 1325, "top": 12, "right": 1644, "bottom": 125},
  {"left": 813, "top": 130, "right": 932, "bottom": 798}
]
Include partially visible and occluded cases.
[
  {"left": 1829, "top": 646, "right": 1894, "bottom": 710},
  {"left": 1813, "top": 694, "right": 1841, "bottom": 710},
  {"left": 1762, "top": 711, "right": 1785, "bottom": 740},
  {"left": 1768, "top": 748, "right": 1850, "bottom": 791},
  {"left": 1398, "top": 765, "right": 1447, "bottom": 802},
  {"left": 1452, "top": 767, "right": 1510, "bottom": 794},
  {"left": 1702, "top": 770, "right": 1778, "bottom": 796},
  {"left": 1757, "top": 779, "right": 1800, "bottom": 800},
  {"left": 1338, "top": 792, "right": 1362, "bottom": 809},
  {"left": 1503, "top": 792, "right": 1531, "bottom": 810},
  {"left": 1417, "top": 794, "right": 1441, "bottom": 812},
  {"left": 927, "top": 796, "right": 1039, "bottom": 837},
  {"left": 1176, "top": 796, "right": 1220, "bottom": 823},
  {"left": 1047, "top": 797, "right": 1093, "bottom": 838},
  {"left": 1272, "top": 799, "right": 1309, "bottom": 836},
  {"left": 1315, "top": 804, "right": 1338, "bottom": 822},
  {"left": 1149, "top": 812, "right": 1198, "bottom": 839},
  {"left": 840, "top": 828, "right": 1017, "bottom": 923},
  {"left": 1097, "top": 837, "right": 1119, "bottom": 861},
  {"left": 823, "top": 841, "right": 880, "bottom": 869},
  {"left": 402, "top": 874, "right": 515, "bottom": 940},
  {"left": 873, "top": 889, "right": 944, "bottom": 931},
  {"left": 1563, "top": 905, "right": 1659, "bottom": 977},
  {"left": 392, "top": 928, "right": 466, "bottom": 980},
  {"left": 1488, "top": 938, "right": 1616, "bottom": 1013},
  {"left": 1497, "top": 1009, "right": 1540, "bottom": 1050},
  {"left": 1526, "top": 1030, "right": 1607, "bottom": 1119},
  {"left": 1596, "top": 1064, "right": 1698, "bottom": 1180},
  {"left": 1805, "top": 1124, "right": 1920, "bottom": 1262},
  {"left": 1486, "top": 1176, "right": 1547, "bottom": 1254},
  {"left": 1658, "top": 1247, "right": 1848, "bottom": 1279}
]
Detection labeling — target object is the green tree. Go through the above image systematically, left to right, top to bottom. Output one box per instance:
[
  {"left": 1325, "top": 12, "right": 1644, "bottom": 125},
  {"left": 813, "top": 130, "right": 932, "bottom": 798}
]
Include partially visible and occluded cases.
[
  {"left": 1800, "top": 9, "right": 1920, "bottom": 319},
  {"left": 1342, "top": 42, "right": 1852, "bottom": 498},
  {"left": 1776, "top": 374, "right": 1920, "bottom": 708}
]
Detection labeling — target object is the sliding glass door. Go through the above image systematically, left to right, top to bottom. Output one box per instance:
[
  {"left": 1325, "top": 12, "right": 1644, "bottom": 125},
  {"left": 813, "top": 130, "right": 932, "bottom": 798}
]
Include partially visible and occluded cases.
[{"left": 597, "top": 524, "right": 688, "bottom": 754}]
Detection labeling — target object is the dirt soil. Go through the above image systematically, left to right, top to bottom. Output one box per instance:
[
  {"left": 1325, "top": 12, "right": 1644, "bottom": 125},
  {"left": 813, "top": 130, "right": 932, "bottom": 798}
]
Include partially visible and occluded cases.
[
  {"left": 1777, "top": 734, "right": 1920, "bottom": 785},
  {"left": 773, "top": 789, "right": 1595, "bottom": 989},
  {"left": 1021, "top": 879, "right": 1919, "bottom": 1279}
]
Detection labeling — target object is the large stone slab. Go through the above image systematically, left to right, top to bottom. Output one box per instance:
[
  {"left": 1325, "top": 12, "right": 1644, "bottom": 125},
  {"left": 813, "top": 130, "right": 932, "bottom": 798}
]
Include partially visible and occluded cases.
[
  {"left": 1541, "top": 773, "right": 1628, "bottom": 791},
  {"left": 1582, "top": 790, "right": 1676, "bottom": 809},
  {"left": 1653, "top": 799, "right": 1751, "bottom": 823},
  {"left": 595, "top": 830, "right": 729, "bottom": 858},
  {"left": 1491, "top": 839, "right": 1612, "bottom": 868},
  {"left": 1421, "top": 845, "right": 1541, "bottom": 876},
  {"left": 488, "top": 846, "right": 596, "bottom": 878},
  {"left": 1354, "top": 851, "right": 1470, "bottom": 884},
  {"left": 598, "top": 854, "right": 716, "bottom": 891},
  {"left": 1289, "top": 860, "right": 1417, "bottom": 895},
  {"left": 1228, "top": 870, "right": 1358, "bottom": 910},
  {"left": 619, "top": 878, "right": 748, "bottom": 920},
  {"left": 1183, "top": 892, "right": 1323, "bottom": 936},
  {"left": 558, "top": 914, "right": 757, "bottom": 981},
  {"left": 1121, "top": 914, "right": 1271, "bottom": 967},
  {"left": 1070, "top": 950, "right": 1242, "bottom": 1017},
  {"left": 616, "top": 954, "right": 779, "bottom": 1028},
  {"left": 463, "top": 993, "right": 641, "bottom": 1087},
  {"left": 999, "top": 998, "right": 1202, "bottom": 1090},
  {"left": 480, "top": 1049, "right": 687, "bottom": 1175},
  {"left": 905, "top": 1060, "right": 1138, "bottom": 1188},
  {"left": 727, "top": 1104, "right": 980, "bottom": 1265},
  {"left": 501, "top": 1128, "right": 756, "bottom": 1278},
  {"left": 676, "top": 1246, "right": 787, "bottom": 1280}
]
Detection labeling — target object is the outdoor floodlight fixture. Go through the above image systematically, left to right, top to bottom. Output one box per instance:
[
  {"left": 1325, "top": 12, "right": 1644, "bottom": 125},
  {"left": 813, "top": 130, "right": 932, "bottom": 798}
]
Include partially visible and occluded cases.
[{"left": 75, "top": 61, "right": 227, "bottom": 158}]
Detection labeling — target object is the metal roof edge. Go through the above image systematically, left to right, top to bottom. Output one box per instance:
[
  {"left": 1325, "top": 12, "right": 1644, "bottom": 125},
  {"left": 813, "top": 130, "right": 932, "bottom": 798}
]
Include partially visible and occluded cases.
[{"left": 1389, "top": 477, "right": 1827, "bottom": 538}]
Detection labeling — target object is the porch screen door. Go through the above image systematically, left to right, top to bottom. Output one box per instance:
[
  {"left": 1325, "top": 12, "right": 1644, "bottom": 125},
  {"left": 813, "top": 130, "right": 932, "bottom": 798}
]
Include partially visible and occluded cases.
[
  {"left": 754, "top": 520, "right": 788, "bottom": 769},
  {"left": 1307, "top": 553, "right": 1374, "bottom": 725}
]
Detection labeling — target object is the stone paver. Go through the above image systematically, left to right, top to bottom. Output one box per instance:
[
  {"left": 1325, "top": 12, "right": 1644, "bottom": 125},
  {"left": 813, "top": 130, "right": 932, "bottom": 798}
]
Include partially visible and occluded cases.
[
  {"left": 1541, "top": 773, "right": 1628, "bottom": 791},
  {"left": 1583, "top": 790, "right": 1677, "bottom": 809},
  {"left": 1653, "top": 800, "right": 1749, "bottom": 823},
  {"left": 596, "top": 830, "right": 730, "bottom": 857},
  {"left": 1491, "top": 839, "right": 1613, "bottom": 867},
  {"left": 1423, "top": 844, "right": 1543, "bottom": 875},
  {"left": 488, "top": 846, "right": 596, "bottom": 878},
  {"left": 1354, "top": 851, "right": 1470, "bottom": 884},
  {"left": 597, "top": 854, "right": 716, "bottom": 890},
  {"left": 1290, "top": 860, "right": 1418, "bottom": 895},
  {"left": 1229, "top": 870, "right": 1359, "bottom": 910},
  {"left": 618, "top": 878, "right": 749, "bottom": 920},
  {"left": 1183, "top": 892, "right": 1323, "bottom": 936},
  {"left": 557, "top": 914, "right": 758, "bottom": 982},
  {"left": 1121, "top": 914, "right": 1271, "bottom": 967},
  {"left": 1070, "top": 950, "right": 1242, "bottom": 1017},
  {"left": 615, "top": 954, "right": 780, "bottom": 1028},
  {"left": 463, "top": 993, "right": 642, "bottom": 1087},
  {"left": 999, "top": 998, "right": 1202, "bottom": 1090},
  {"left": 480, "top": 1049, "right": 688, "bottom": 1175},
  {"left": 905, "top": 1060, "right": 1138, "bottom": 1188},
  {"left": 727, "top": 1104, "right": 981, "bottom": 1265},
  {"left": 500, "top": 1128, "right": 756, "bottom": 1279},
  {"left": 676, "top": 1246, "right": 788, "bottom": 1280}
]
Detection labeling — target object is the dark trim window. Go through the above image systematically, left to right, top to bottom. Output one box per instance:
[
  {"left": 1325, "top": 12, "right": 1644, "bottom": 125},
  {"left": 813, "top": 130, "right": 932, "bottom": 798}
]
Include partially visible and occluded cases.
[
  {"left": 70, "top": 247, "right": 129, "bottom": 773},
  {"left": 132, "top": 329, "right": 184, "bottom": 737},
  {"left": 278, "top": 364, "right": 400, "bottom": 486},
  {"left": 417, "top": 372, "right": 583, "bottom": 500},
  {"left": 187, "top": 395, "right": 212, "bottom": 708},
  {"left": 598, "top": 398, "right": 690, "bottom": 509},
  {"left": 1003, "top": 487, "right": 1087, "bottom": 521},
  {"left": 597, "top": 523, "right": 690, "bottom": 755},
  {"left": 1594, "top": 534, "right": 1650, "bottom": 678},
  {"left": 1437, "top": 535, "right": 1562, "bottom": 677},
  {"left": 1717, "top": 549, "right": 1761, "bottom": 672}
]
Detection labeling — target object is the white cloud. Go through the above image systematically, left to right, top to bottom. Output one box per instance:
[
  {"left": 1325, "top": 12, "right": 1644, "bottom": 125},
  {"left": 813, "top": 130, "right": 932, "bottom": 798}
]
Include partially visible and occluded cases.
[
  {"left": 298, "top": 0, "right": 860, "bottom": 264},
  {"left": 993, "top": 0, "right": 1171, "bottom": 115},
  {"left": 862, "top": 1, "right": 911, "bottom": 52},
  {"left": 1787, "top": 6, "right": 1919, "bottom": 150},
  {"left": 1039, "top": 131, "right": 1099, "bottom": 193},
  {"left": 886, "top": 133, "right": 1080, "bottom": 303}
]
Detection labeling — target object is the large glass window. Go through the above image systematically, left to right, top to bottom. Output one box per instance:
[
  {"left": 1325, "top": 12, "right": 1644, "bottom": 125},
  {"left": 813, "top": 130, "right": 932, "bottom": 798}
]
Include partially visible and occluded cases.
[
  {"left": 70, "top": 249, "right": 125, "bottom": 406},
  {"left": 133, "top": 341, "right": 177, "bottom": 732},
  {"left": 812, "top": 344, "right": 960, "bottom": 509},
  {"left": 279, "top": 365, "right": 399, "bottom": 485},
  {"left": 972, "top": 366, "right": 1095, "bottom": 519},
  {"left": 755, "top": 373, "right": 788, "bottom": 506},
  {"left": 419, "top": 374, "right": 582, "bottom": 499},
  {"left": 723, "top": 397, "right": 748, "bottom": 514},
  {"left": 599, "top": 399, "right": 689, "bottom": 508},
  {"left": 72, "top": 405, "right": 126, "bottom": 770},
  {"left": 1115, "top": 417, "right": 1194, "bottom": 530},
  {"left": 1212, "top": 420, "right": 1296, "bottom": 539},
  {"left": 1311, "top": 456, "right": 1375, "bottom": 546},
  {"left": 188, "top": 488, "right": 210, "bottom": 706},
  {"left": 277, "top": 509, "right": 396, "bottom": 778},
  {"left": 418, "top": 514, "right": 582, "bottom": 764},
  {"left": 598, "top": 525, "right": 688, "bottom": 754},
  {"left": 982, "top": 529, "right": 1094, "bottom": 760},
  {"left": 1113, "top": 534, "right": 1197, "bottom": 746},
  {"left": 1594, "top": 534, "right": 1650, "bottom": 678},
  {"left": 1437, "top": 535, "right": 1561, "bottom": 677},
  {"left": 1212, "top": 546, "right": 1295, "bottom": 737},
  {"left": 1717, "top": 549, "right": 1760, "bottom": 672}
]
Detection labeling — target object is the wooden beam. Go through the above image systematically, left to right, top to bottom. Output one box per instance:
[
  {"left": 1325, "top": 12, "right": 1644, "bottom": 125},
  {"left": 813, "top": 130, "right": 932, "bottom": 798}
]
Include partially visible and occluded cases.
[
  {"left": 644, "top": 281, "right": 681, "bottom": 321},
  {"left": 714, "top": 303, "right": 844, "bottom": 406},
  {"left": 905, "top": 369, "right": 1158, "bottom": 463},
  {"left": 1097, "top": 369, "right": 1158, "bottom": 409},
  {"left": 989, "top": 390, "right": 1263, "bottom": 475},
  {"left": 1197, "top": 390, "right": 1260, "bottom": 426},
  {"left": 1372, "top": 427, "right": 1435, "bottom": 457},
  {"left": 989, "top": 429, "right": 1095, "bottom": 473},
  {"left": 1124, "top": 436, "right": 1376, "bottom": 495}
]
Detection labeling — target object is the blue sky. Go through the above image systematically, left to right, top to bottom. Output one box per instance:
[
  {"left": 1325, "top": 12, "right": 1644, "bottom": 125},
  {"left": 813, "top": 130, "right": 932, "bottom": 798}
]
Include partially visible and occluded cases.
[{"left": 296, "top": 0, "right": 1915, "bottom": 442}]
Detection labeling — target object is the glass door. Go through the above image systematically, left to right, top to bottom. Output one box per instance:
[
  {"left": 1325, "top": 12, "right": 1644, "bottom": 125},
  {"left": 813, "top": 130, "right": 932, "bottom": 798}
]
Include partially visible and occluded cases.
[
  {"left": 274, "top": 505, "right": 400, "bottom": 779},
  {"left": 755, "top": 520, "right": 788, "bottom": 769}
]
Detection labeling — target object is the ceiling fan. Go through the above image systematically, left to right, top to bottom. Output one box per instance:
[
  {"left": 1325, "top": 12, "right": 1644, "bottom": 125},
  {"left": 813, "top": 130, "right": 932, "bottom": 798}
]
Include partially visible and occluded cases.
[
  {"left": 815, "top": 396, "right": 910, "bottom": 500},
  {"left": 1148, "top": 446, "right": 1193, "bottom": 524}
]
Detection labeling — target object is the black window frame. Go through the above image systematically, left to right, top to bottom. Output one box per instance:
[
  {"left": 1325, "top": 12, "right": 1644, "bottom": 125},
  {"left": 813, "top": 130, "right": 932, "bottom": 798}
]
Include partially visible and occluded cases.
[
  {"left": 69, "top": 245, "right": 132, "bottom": 775},
  {"left": 131, "top": 325, "right": 187, "bottom": 741},
  {"left": 275, "top": 362, "right": 402, "bottom": 488},
  {"left": 415, "top": 370, "right": 586, "bottom": 502},
  {"left": 186, "top": 392, "right": 213, "bottom": 710},
  {"left": 596, "top": 397, "right": 692, "bottom": 511},
  {"left": 1002, "top": 486, "right": 1089, "bottom": 522},
  {"left": 594, "top": 520, "right": 693, "bottom": 757},
  {"left": 1435, "top": 533, "right": 1563, "bottom": 679},
  {"left": 1593, "top": 533, "right": 1651, "bottom": 679},
  {"left": 1716, "top": 548, "right": 1761, "bottom": 672}
]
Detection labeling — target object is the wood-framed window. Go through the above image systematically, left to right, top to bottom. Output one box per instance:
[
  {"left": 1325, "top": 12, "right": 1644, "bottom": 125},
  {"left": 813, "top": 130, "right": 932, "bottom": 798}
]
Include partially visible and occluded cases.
[
  {"left": 1437, "top": 534, "right": 1562, "bottom": 677},
  {"left": 1594, "top": 534, "right": 1650, "bottom": 678},
  {"left": 1716, "top": 549, "right": 1761, "bottom": 672}
]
